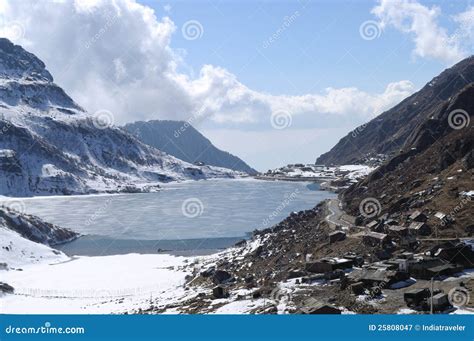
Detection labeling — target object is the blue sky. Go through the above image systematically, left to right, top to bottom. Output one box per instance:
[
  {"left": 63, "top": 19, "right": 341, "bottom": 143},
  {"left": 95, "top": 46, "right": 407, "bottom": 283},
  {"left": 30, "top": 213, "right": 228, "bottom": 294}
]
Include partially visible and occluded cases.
[
  {"left": 3, "top": 0, "right": 473, "bottom": 170},
  {"left": 141, "top": 0, "right": 473, "bottom": 169},
  {"left": 158, "top": 0, "right": 464, "bottom": 93}
]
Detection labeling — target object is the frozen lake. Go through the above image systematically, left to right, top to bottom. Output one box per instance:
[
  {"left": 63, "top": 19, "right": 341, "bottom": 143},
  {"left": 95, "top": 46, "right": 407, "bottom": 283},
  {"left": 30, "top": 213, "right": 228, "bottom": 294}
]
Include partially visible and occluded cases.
[{"left": 21, "top": 179, "right": 335, "bottom": 255}]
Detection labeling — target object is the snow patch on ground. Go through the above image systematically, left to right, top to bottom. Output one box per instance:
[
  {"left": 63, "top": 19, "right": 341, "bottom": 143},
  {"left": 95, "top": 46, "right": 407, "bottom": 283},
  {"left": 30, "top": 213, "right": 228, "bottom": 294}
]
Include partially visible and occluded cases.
[{"left": 0, "top": 253, "right": 193, "bottom": 314}]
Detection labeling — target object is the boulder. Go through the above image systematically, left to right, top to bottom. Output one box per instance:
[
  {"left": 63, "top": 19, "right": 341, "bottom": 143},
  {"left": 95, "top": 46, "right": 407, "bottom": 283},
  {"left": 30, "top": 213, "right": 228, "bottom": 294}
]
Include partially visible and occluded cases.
[
  {"left": 200, "top": 267, "right": 215, "bottom": 278},
  {"left": 287, "top": 269, "right": 306, "bottom": 279},
  {"left": 212, "top": 270, "right": 232, "bottom": 284},
  {"left": 350, "top": 281, "right": 365, "bottom": 295},
  {"left": 0, "top": 282, "right": 14, "bottom": 294},
  {"left": 212, "top": 286, "right": 229, "bottom": 299}
]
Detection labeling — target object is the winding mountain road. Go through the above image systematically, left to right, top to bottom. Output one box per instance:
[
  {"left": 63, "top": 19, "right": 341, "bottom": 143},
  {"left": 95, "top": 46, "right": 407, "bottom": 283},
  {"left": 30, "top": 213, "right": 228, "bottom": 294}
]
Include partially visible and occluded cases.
[{"left": 325, "top": 199, "right": 355, "bottom": 229}]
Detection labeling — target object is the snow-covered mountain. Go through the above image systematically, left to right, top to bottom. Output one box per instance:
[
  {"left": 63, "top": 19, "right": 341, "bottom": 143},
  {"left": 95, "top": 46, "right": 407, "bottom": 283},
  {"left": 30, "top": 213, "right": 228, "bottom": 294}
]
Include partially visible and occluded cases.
[
  {"left": 0, "top": 38, "right": 240, "bottom": 197},
  {"left": 123, "top": 120, "right": 257, "bottom": 175},
  {"left": 0, "top": 207, "right": 76, "bottom": 268}
]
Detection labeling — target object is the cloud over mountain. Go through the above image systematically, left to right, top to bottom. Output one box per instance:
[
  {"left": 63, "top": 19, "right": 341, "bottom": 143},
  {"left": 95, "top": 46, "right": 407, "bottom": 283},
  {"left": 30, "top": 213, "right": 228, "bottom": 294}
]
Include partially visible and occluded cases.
[{"left": 0, "top": 0, "right": 415, "bottom": 128}]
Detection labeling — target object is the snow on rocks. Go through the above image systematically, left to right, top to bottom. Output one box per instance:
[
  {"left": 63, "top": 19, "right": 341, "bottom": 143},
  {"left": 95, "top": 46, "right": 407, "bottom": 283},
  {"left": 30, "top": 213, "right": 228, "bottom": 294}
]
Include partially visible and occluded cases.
[{"left": 0, "top": 38, "right": 241, "bottom": 197}]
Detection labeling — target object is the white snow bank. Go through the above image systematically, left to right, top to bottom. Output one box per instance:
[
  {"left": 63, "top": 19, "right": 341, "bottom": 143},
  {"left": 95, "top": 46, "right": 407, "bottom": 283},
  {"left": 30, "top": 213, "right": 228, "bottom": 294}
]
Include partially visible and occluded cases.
[
  {"left": 0, "top": 225, "right": 68, "bottom": 268},
  {"left": 0, "top": 253, "right": 193, "bottom": 314}
]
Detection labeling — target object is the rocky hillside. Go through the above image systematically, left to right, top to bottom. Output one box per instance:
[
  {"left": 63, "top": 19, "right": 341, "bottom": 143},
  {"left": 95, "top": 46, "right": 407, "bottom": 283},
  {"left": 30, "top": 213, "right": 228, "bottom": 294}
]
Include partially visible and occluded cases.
[
  {"left": 0, "top": 39, "right": 239, "bottom": 197},
  {"left": 316, "top": 56, "right": 474, "bottom": 165},
  {"left": 342, "top": 83, "right": 473, "bottom": 237},
  {"left": 123, "top": 120, "right": 257, "bottom": 175},
  {"left": 0, "top": 206, "right": 78, "bottom": 246}
]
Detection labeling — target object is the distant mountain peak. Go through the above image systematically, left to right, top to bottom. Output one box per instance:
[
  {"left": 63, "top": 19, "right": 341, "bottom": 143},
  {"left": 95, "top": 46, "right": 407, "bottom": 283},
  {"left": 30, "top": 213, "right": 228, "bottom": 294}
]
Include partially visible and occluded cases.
[{"left": 123, "top": 120, "right": 257, "bottom": 175}]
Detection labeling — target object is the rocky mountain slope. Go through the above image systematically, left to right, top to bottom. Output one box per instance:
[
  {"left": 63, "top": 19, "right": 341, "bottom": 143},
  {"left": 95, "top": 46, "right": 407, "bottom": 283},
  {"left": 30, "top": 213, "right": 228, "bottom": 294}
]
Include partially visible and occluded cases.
[
  {"left": 0, "top": 39, "right": 239, "bottom": 197},
  {"left": 316, "top": 56, "right": 474, "bottom": 165},
  {"left": 342, "top": 82, "right": 473, "bottom": 237},
  {"left": 123, "top": 120, "right": 257, "bottom": 175},
  {"left": 0, "top": 206, "right": 78, "bottom": 246},
  {"left": 0, "top": 207, "right": 76, "bottom": 268}
]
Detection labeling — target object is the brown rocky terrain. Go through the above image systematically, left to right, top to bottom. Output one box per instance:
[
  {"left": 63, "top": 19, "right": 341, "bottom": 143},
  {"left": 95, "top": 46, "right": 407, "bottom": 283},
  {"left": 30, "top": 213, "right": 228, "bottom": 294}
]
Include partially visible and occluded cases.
[
  {"left": 144, "top": 59, "right": 474, "bottom": 315},
  {"left": 342, "top": 83, "right": 473, "bottom": 239}
]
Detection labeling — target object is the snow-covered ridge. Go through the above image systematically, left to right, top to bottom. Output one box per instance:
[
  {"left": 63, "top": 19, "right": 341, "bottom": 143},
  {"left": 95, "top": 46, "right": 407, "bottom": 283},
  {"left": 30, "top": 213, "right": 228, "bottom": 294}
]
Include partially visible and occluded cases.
[
  {"left": 0, "top": 38, "right": 241, "bottom": 196},
  {"left": 0, "top": 207, "right": 78, "bottom": 246}
]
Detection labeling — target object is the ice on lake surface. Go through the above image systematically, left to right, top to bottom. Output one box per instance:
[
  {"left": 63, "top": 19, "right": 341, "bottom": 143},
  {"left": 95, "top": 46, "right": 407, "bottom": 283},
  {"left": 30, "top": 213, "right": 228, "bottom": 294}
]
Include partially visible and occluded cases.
[{"left": 21, "top": 179, "right": 335, "bottom": 255}]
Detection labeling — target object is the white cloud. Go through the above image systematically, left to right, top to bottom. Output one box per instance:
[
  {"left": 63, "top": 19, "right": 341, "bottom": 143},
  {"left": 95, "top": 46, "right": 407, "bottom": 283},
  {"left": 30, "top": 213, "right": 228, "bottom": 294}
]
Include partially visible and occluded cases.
[
  {"left": 0, "top": 0, "right": 416, "bottom": 128},
  {"left": 372, "top": 0, "right": 470, "bottom": 65}
]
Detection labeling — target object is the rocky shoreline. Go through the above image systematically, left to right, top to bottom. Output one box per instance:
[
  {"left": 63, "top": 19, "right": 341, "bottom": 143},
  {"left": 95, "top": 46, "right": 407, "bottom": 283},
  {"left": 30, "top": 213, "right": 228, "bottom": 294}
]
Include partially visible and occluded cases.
[{"left": 136, "top": 197, "right": 473, "bottom": 314}]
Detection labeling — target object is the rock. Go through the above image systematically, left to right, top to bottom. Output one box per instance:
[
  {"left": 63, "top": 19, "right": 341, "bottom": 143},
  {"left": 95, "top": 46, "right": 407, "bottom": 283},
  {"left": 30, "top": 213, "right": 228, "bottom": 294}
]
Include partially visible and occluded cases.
[
  {"left": 329, "top": 231, "right": 346, "bottom": 243},
  {"left": 234, "top": 239, "right": 247, "bottom": 247},
  {"left": 200, "top": 267, "right": 215, "bottom": 278},
  {"left": 287, "top": 269, "right": 306, "bottom": 279},
  {"left": 212, "top": 270, "right": 232, "bottom": 284},
  {"left": 244, "top": 274, "right": 254, "bottom": 284},
  {"left": 0, "top": 282, "right": 14, "bottom": 294},
  {"left": 350, "top": 282, "right": 365, "bottom": 295},
  {"left": 212, "top": 286, "right": 229, "bottom": 299},
  {"left": 252, "top": 287, "right": 273, "bottom": 299}
]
